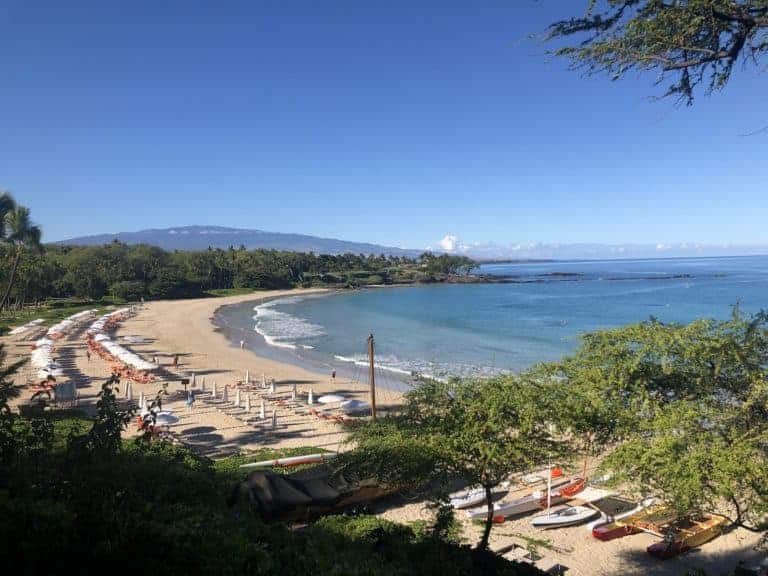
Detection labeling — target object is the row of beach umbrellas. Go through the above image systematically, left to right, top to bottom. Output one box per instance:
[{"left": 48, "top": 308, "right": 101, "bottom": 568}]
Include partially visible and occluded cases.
[
  {"left": 87, "top": 309, "right": 157, "bottom": 371},
  {"left": 30, "top": 310, "right": 99, "bottom": 380}
]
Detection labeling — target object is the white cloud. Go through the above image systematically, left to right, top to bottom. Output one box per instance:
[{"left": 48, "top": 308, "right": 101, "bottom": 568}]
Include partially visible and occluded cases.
[{"left": 439, "top": 234, "right": 460, "bottom": 252}]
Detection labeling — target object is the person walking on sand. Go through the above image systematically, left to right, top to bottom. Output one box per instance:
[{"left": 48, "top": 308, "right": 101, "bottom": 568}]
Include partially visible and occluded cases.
[
  {"left": 86, "top": 349, "right": 91, "bottom": 362},
  {"left": 331, "top": 369, "right": 336, "bottom": 382}
]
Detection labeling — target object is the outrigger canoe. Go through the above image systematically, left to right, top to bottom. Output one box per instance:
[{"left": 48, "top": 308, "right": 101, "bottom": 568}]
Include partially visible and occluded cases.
[
  {"left": 467, "top": 477, "right": 581, "bottom": 521},
  {"left": 449, "top": 481, "right": 511, "bottom": 509},
  {"left": 588, "top": 497, "right": 657, "bottom": 539},
  {"left": 593, "top": 503, "right": 676, "bottom": 541},
  {"left": 531, "top": 505, "right": 599, "bottom": 528},
  {"left": 647, "top": 514, "right": 728, "bottom": 559}
]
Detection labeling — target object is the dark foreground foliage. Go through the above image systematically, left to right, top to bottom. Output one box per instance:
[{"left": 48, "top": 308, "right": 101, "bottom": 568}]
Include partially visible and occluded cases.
[{"left": 0, "top": 347, "right": 538, "bottom": 575}]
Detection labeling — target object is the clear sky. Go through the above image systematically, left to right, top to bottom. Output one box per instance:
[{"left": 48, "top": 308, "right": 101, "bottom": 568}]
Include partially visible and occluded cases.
[{"left": 2, "top": 0, "right": 767, "bottom": 248}]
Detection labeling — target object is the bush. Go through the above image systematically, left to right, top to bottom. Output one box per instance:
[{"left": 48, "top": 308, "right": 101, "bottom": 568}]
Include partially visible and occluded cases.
[{"left": 109, "top": 280, "right": 147, "bottom": 301}]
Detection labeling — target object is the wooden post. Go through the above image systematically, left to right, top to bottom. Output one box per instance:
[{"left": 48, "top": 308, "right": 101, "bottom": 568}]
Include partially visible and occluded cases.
[{"left": 367, "top": 333, "right": 377, "bottom": 420}]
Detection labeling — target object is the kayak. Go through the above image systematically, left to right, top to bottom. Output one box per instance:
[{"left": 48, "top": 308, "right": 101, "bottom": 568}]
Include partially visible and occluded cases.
[
  {"left": 466, "top": 477, "right": 570, "bottom": 521},
  {"left": 449, "top": 481, "right": 510, "bottom": 509},
  {"left": 532, "top": 505, "right": 599, "bottom": 528}
]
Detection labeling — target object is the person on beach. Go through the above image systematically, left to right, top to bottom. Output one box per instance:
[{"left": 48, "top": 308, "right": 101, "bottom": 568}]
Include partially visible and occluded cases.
[
  {"left": 240, "top": 339, "right": 245, "bottom": 350},
  {"left": 86, "top": 349, "right": 91, "bottom": 362},
  {"left": 173, "top": 355, "right": 179, "bottom": 367},
  {"left": 331, "top": 369, "right": 336, "bottom": 382}
]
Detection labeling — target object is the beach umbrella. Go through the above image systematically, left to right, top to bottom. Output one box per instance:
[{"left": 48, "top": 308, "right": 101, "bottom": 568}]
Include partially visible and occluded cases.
[
  {"left": 245, "top": 370, "right": 250, "bottom": 384},
  {"left": 191, "top": 372, "right": 196, "bottom": 387},
  {"left": 261, "top": 373, "right": 266, "bottom": 388},
  {"left": 201, "top": 377, "right": 206, "bottom": 392},
  {"left": 269, "top": 378, "right": 276, "bottom": 393},
  {"left": 126, "top": 381, "right": 133, "bottom": 401},
  {"left": 212, "top": 381, "right": 217, "bottom": 399},
  {"left": 291, "top": 382, "right": 297, "bottom": 401},
  {"left": 223, "top": 386, "right": 228, "bottom": 402},
  {"left": 307, "top": 387, "right": 314, "bottom": 405},
  {"left": 235, "top": 388, "right": 241, "bottom": 408},
  {"left": 186, "top": 390, "right": 195, "bottom": 409},
  {"left": 139, "top": 391, "right": 145, "bottom": 410},
  {"left": 245, "top": 393, "right": 251, "bottom": 413},
  {"left": 318, "top": 394, "right": 346, "bottom": 404},
  {"left": 259, "top": 399, "right": 265, "bottom": 419},
  {"left": 340, "top": 399, "right": 370, "bottom": 414},
  {"left": 271, "top": 410, "right": 277, "bottom": 429},
  {"left": 155, "top": 411, "right": 180, "bottom": 426}
]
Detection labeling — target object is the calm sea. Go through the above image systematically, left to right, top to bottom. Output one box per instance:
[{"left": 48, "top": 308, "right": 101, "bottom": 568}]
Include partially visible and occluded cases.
[{"left": 215, "top": 256, "right": 768, "bottom": 388}]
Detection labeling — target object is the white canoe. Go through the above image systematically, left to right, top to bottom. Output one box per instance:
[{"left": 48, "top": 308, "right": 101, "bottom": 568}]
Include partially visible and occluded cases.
[
  {"left": 239, "top": 452, "right": 338, "bottom": 469},
  {"left": 467, "top": 477, "right": 570, "bottom": 520},
  {"left": 450, "top": 481, "right": 510, "bottom": 509},
  {"left": 585, "top": 497, "right": 657, "bottom": 531},
  {"left": 532, "top": 505, "right": 599, "bottom": 528}
]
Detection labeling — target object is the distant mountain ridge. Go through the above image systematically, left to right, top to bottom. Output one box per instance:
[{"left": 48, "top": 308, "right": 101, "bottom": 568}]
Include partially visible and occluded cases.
[{"left": 57, "top": 225, "right": 423, "bottom": 256}]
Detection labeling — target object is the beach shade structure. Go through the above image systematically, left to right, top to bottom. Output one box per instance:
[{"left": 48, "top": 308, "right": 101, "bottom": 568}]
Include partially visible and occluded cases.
[
  {"left": 245, "top": 370, "right": 250, "bottom": 384},
  {"left": 261, "top": 374, "right": 266, "bottom": 388},
  {"left": 269, "top": 378, "right": 276, "bottom": 393},
  {"left": 212, "top": 381, "right": 217, "bottom": 399},
  {"left": 223, "top": 386, "right": 229, "bottom": 403},
  {"left": 307, "top": 387, "right": 314, "bottom": 405},
  {"left": 235, "top": 388, "right": 241, "bottom": 408},
  {"left": 245, "top": 393, "right": 251, "bottom": 413},
  {"left": 318, "top": 394, "right": 346, "bottom": 404},
  {"left": 260, "top": 399, "right": 266, "bottom": 419},
  {"left": 340, "top": 399, "right": 370, "bottom": 415},
  {"left": 271, "top": 410, "right": 277, "bottom": 429},
  {"left": 154, "top": 411, "right": 180, "bottom": 427}
]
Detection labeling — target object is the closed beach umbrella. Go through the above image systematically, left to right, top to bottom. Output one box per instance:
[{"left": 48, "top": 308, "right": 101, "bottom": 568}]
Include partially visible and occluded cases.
[
  {"left": 245, "top": 370, "right": 250, "bottom": 384},
  {"left": 191, "top": 372, "right": 196, "bottom": 387},
  {"left": 261, "top": 373, "right": 266, "bottom": 388},
  {"left": 201, "top": 377, "right": 206, "bottom": 392},
  {"left": 269, "top": 378, "right": 275, "bottom": 393},
  {"left": 126, "top": 381, "right": 133, "bottom": 401},
  {"left": 212, "top": 381, "right": 217, "bottom": 399},
  {"left": 291, "top": 382, "right": 297, "bottom": 401},
  {"left": 223, "top": 386, "right": 228, "bottom": 402},
  {"left": 308, "top": 387, "right": 314, "bottom": 405},
  {"left": 235, "top": 388, "right": 241, "bottom": 407},
  {"left": 186, "top": 390, "right": 195, "bottom": 409},
  {"left": 139, "top": 391, "right": 145, "bottom": 410},
  {"left": 245, "top": 393, "right": 251, "bottom": 413},
  {"left": 260, "top": 399, "right": 265, "bottom": 419},
  {"left": 271, "top": 410, "right": 277, "bottom": 429}
]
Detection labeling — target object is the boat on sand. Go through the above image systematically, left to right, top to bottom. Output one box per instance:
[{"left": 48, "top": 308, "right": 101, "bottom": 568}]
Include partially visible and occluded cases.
[
  {"left": 466, "top": 477, "right": 578, "bottom": 521},
  {"left": 450, "top": 481, "right": 511, "bottom": 509},
  {"left": 589, "top": 497, "right": 657, "bottom": 540},
  {"left": 531, "top": 505, "right": 599, "bottom": 528},
  {"left": 647, "top": 513, "right": 728, "bottom": 559}
]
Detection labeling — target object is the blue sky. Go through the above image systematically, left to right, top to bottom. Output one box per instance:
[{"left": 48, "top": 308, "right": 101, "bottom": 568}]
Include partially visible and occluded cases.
[{"left": 1, "top": 0, "right": 767, "bottom": 249}]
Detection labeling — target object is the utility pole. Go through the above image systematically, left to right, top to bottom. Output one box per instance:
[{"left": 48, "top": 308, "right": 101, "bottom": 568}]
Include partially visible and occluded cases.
[{"left": 367, "top": 333, "right": 377, "bottom": 420}]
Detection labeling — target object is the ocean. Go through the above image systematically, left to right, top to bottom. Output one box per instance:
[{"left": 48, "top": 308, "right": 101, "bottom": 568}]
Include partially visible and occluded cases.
[{"left": 214, "top": 256, "right": 768, "bottom": 389}]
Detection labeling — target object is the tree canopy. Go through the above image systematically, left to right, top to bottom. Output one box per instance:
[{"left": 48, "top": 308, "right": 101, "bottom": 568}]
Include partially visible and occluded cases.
[
  {"left": 548, "top": 1, "right": 768, "bottom": 104},
  {"left": 541, "top": 311, "right": 768, "bottom": 530}
]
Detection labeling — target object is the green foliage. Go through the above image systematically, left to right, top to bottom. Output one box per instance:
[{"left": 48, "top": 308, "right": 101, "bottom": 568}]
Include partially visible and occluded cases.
[
  {"left": 547, "top": 1, "right": 768, "bottom": 104},
  {"left": 108, "top": 279, "right": 147, "bottom": 301},
  {"left": 545, "top": 311, "right": 768, "bottom": 528},
  {"left": 0, "top": 347, "right": 537, "bottom": 574},
  {"left": 341, "top": 376, "right": 561, "bottom": 550}
]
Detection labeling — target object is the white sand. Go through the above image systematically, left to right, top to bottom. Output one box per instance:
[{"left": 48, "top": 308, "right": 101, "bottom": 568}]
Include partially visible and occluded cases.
[{"left": 2, "top": 290, "right": 763, "bottom": 575}]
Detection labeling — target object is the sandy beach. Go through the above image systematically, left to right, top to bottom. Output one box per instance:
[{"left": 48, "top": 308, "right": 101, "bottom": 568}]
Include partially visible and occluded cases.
[{"left": 3, "top": 290, "right": 764, "bottom": 576}]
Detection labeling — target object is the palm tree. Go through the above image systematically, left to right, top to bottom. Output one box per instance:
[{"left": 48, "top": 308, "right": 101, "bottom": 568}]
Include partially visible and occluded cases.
[
  {"left": 0, "top": 192, "right": 15, "bottom": 239},
  {"left": 0, "top": 205, "right": 42, "bottom": 314}
]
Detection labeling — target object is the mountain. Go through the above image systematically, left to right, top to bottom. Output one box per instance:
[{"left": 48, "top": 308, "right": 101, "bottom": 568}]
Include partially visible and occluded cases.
[{"left": 57, "top": 226, "right": 423, "bottom": 256}]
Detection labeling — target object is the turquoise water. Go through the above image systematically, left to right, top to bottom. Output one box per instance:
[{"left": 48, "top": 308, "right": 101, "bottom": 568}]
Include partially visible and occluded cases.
[{"left": 216, "top": 256, "right": 768, "bottom": 386}]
